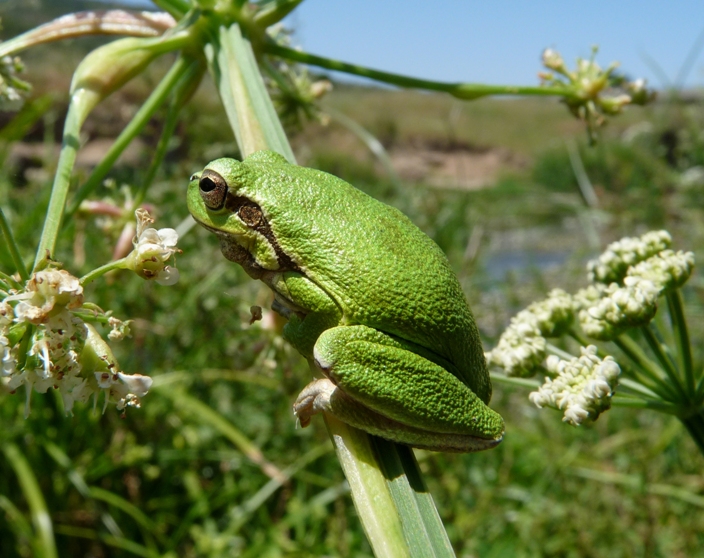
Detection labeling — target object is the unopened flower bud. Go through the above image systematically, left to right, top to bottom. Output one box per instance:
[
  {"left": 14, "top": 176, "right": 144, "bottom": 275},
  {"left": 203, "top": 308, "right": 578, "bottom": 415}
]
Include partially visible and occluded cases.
[
  {"left": 70, "top": 36, "right": 174, "bottom": 124},
  {"left": 542, "top": 48, "right": 566, "bottom": 73},
  {"left": 124, "top": 208, "right": 180, "bottom": 285},
  {"left": 529, "top": 345, "right": 620, "bottom": 425}
]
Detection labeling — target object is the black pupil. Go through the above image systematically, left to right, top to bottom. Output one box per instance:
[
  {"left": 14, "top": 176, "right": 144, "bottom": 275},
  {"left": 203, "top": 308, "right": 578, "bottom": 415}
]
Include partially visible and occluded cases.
[{"left": 200, "top": 176, "right": 217, "bottom": 192}]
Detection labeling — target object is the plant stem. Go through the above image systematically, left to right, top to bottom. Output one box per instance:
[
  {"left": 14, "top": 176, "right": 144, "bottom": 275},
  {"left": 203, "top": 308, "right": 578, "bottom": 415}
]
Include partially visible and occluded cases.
[
  {"left": 0, "top": 10, "right": 176, "bottom": 59},
  {"left": 204, "top": 23, "right": 294, "bottom": 161},
  {"left": 264, "top": 43, "right": 577, "bottom": 101},
  {"left": 66, "top": 55, "right": 199, "bottom": 219},
  {"left": 134, "top": 58, "right": 206, "bottom": 209},
  {"left": 33, "top": 98, "right": 83, "bottom": 271},
  {"left": 0, "top": 206, "right": 29, "bottom": 281},
  {"left": 79, "top": 258, "right": 128, "bottom": 286},
  {"left": 666, "top": 290, "right": 696, "bottom": 395},
  {"left": 640, "top": 325, "right": 688, "bottom": 401},
  {"left": 613, "top": 335, "right": 679, "bottom": 401},
  {"left": 490, "top": 373, "right": 542, "bottom": 389},
  {"left": 611, "top": 396, "right": 680, "bottom": 414},
  {"left": 680, "top": 411, "right": 704, "bottom": 457},
  {"left": 324, "top": 416, "right": 410, "bottom": 557},
  {"left": 373, "top": 439, "right": 455, "bottom": 557}
]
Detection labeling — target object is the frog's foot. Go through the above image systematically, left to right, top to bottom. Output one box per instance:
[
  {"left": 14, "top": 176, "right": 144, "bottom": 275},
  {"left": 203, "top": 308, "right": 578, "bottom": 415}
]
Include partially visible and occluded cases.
[
  {"left": 294, "top": 325, "right": 504, "bottom": 453},
  {"left": 293, "top": 377, "right": 502, "bottom": 453},
  {"left": 293, "top": 378, "right": 335, "bottom": 427}
]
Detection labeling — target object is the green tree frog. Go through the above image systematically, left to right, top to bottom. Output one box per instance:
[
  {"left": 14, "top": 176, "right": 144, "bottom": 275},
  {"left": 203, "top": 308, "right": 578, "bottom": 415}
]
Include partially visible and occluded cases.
[{"left": 187, "top": 150, "right": 504, "bottom": 452}]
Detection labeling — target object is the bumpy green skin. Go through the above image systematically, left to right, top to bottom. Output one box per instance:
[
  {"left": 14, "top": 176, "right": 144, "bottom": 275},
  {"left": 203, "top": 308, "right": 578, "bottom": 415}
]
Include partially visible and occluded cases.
[{"left": 187, "top": 150, "right": 504, "bottom": 452}]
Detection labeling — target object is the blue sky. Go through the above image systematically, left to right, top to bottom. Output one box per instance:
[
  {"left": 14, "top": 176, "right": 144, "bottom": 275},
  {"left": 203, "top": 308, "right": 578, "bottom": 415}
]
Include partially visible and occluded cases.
[
  {"left": 110, "top": 1, "right": 704, "bottom": 89},
  {"left": 286, "top": 1, "right": 704, "bottom": 90}
]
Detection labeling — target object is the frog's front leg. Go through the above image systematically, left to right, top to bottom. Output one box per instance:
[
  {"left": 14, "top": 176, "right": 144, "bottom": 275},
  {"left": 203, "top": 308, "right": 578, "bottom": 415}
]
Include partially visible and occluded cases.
[
  {"left": 267, "top": 271, "right": 342, "bottom": 358},
  {"left": 294, "top": 325, "right": 504, "bottom": 453}
]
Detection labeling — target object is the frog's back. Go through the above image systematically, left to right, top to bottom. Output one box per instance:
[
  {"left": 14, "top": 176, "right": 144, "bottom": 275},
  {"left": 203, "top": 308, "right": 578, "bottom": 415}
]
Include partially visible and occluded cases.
[{"left": 244, "top": 154, "right": 491, "bottom": 402}]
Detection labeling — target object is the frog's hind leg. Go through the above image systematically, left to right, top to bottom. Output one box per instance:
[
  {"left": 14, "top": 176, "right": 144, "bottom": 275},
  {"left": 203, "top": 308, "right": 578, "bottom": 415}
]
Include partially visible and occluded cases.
[{"left": 293, "top": 325, "right": 504, "bottom": 453}]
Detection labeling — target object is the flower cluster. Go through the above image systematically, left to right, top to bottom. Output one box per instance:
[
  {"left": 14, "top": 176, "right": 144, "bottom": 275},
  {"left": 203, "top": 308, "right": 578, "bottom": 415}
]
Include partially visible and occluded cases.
[
  {"left": 264, "top": 24, "right": 333, "bottom": 131},
  {"left": 539, "top": 47, "right": 655, "bottom": 142},
  {"left": 0, "top": 53, "right": 30, "bottom": 105},
  {"left": 489, "top": 229, "right": 695, "bottom": 426},
  {"left": 575, "top": 230, "right": 694, "bottom": 340},
  {"left": 587, "top": 230, "right": 672, "bottom": 284},
  {"left": 626, "top": 249, "right": 695, "bottom": 293},
  {"left": 1, "top": 269, "right": 152, "bottom": 415},
  {"left": 576, "top": 277, "right": 659, "bottom": 341},
  {"left": 486, "top": 289, "right": 574, "bottom": 377},
  {"left": 529, "top": 346, "right": 621, "bottom": 425}
]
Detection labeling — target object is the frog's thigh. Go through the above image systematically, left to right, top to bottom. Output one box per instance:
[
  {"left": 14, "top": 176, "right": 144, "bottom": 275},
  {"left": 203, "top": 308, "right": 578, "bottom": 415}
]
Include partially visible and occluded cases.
[
  {"left": 273, "top": 272, "right": 341, "bottom": 357},
  {"left": 296, "top": 325, "right": 504, "bottom": 451}
]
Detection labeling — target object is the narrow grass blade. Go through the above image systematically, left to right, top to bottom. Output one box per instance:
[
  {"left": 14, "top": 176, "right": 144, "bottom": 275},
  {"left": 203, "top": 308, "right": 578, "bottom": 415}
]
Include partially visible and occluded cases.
[
  {"left": 155, "top": 386, "right": 285, "bottom": 481},
  {"left": 3, "top": 443, "right": 58, "bottom": 558},
  {"left": 571, "top": 466, "right": 704, "bottom": 508},
  {"left": 53, "top": 525, "right": 160, "bottom": 558}
]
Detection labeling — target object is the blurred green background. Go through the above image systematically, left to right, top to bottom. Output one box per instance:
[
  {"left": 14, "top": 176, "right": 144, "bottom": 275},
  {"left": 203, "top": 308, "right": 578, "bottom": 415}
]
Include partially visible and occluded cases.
[{"left": 2, "top": 2, "right": 704, "bottom": 557}]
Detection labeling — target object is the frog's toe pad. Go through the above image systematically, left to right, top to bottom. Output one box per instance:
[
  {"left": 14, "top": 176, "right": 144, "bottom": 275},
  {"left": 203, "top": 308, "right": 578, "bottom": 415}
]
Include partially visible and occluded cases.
[{"left": 293, "top": 378, "right": 335, "bottom": 427}]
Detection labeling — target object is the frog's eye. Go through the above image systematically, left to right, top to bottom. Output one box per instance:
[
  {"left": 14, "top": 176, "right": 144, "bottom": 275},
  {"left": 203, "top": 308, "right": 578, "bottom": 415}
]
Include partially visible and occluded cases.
[{"left": 199, "top": 170, "right": 228, "bottom": 210}]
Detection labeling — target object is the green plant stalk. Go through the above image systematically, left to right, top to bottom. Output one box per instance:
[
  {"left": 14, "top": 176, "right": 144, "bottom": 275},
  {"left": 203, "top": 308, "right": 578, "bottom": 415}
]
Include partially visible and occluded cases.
[
  {"left": 151, "top": 0, "right": 189, "bottom": 19},
  {"left": 254, "top": 0, "right": 305, "bottom": 29},
  {"left": 210, "top": 21, "right": 456, "bottom": 555},
  {"left": 203, "top": 22, "right": 294, "bottom": 161},
  {"left": 264, "top": 43, "right": 577, "bottom": 101},
  {"left": 66, "top": 55, "right": 199, "bottom": 219},
  {"left": 137, "top": 58, "right": 207, "bottom": 207},
  {"left": 32, "top": 95, "right": 83, "bottom": 271},
  {"left": 325, "top": 107, "right": 404, "bottom": 192},
  {"left": 0, "top": 206, "right": 29, "bottom": 281},
  {"left": 79, "top": 258, "right": 128, "bottom": 286},
  {"left": 0, "top": 268, "right": 22, "bottom": 290},
  {"left": 666, "top": 290, "right": 696, "bottom": 395},
  {"left": 640, "top": 325, "right": 688, "bottom": 401},
  {"left": 612, "top": 335, "right": 680, "bottom": 402},
  {"left": 617, "top": 377, "right": 670, "bottom": 402},
  {"left": 155, "top": 387, "right": 285, "bottom": 482},
  {"left": 611, "top": 395, "right": 680, "bottom": 414},
  {"left": 680, "top": 411, "right": 704, "bottom": 457},
  {"left": 324, "top": 416, "right": 410, "bottom": 557},
  {"left": 373, "top": 438, "right": 456, "bottom": 556},
  {"left": 3, "top": 443, "right": 58, "bottom": 558}
]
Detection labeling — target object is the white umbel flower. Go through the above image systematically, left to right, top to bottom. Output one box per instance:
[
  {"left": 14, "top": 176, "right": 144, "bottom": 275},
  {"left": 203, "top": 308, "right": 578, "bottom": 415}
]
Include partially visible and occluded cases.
[
  {"left": 587, "top": 230, "right": 671, "bottom": 284},
  {"left": 627, "top": 250, "right": 695, "bottom": 293},
  {"left": 578, "top": 277, "right": 659, "bottom": 340},
  {"left": 517, "top": 288, "right": 574, "bottom": 337},
  {"left": 486, "top": 322, "right": 546, "bottom": 378},
  {"left": 529, "top": 345, "right": 621, "bottom": 425}
]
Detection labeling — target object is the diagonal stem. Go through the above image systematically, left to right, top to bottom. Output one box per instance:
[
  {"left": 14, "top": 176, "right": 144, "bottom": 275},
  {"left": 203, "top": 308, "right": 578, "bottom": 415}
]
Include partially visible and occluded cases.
[
  {"left": 264, "top": 43, "right": 578, "bottom": 101},
  {"left": 666, "top": 290, "right": 696, "bottom": 396},
  {"left": 613, "top": 335, "right": 679, "bottom": 402}
]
